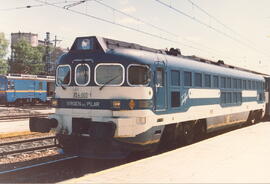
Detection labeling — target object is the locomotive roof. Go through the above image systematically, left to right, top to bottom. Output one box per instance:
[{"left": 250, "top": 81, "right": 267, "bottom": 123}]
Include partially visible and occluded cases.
[{"left": 70, "top": 36, "right": 267, "bottom": 80}]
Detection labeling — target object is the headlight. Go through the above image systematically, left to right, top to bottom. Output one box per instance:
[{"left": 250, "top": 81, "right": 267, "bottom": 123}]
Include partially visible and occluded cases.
[{"left": 51, "top": 99, "right": 58, "bottom": 107}]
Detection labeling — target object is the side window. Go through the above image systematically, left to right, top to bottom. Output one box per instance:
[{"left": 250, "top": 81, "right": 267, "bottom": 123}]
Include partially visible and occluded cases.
[
  {"left": 128, "top": 65, "right": 150, "bottom": 86},
  {"left": 156, "top": 68, "right": 164, "bottom": 87},
  {"left": 171, "top": 70, "right": 180, "bottom": 86},
  {"left": 184, "top": 71, "right": 192, "bottom": 86},
  {"left": 195, "top": 73, "right": 202, "bottom": 87},
  {"left": 204, "top": 74, "right": 211, "bottom": 88},
  {"left": 213, "top": 75, "right": 219, "bottom": 88},
  {"left": 221, "top": 77, "right": 226, "bottom": 88},
  {"left": 227, "top": 78, "right": 231, "bottom": 88},
  {"left": 233, "top": 78, "right": 237, "bottom": 89},
  {"left": 237, "top": 79, "right": 242, "bottom": 89},
  {"left": 243, "top": 80, "right": 247, "bottom": 90},
  {"left": 248, "top": 80, "right": 252, "bottom": 90},
  {"left": 252, "top": 81, "right": 255, "bottom": 90},
  {"left": 256, "top": 81, "right": 259, "bottom": 90},
  {"left": 39, "top": 82, "right": 43, "bottom": 90},
  {"left": 171, "top": 91, "right": 180, "bottom": 107},
  {"left": 221, "top": 92, "right": 226, "bottom": 104},
  {"left": 226, "top": 92, "right": 232, "bottom": 103},
  {"left": 233, "top": 92, "right": 237, "bottom": 103},
  {"left": 237, "top": 92, "right": 242, "bottom": 103}
]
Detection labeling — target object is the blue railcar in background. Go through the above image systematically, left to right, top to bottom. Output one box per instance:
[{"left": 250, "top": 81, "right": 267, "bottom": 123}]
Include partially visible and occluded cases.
[{"left": 0, "top": 74, "right": 55, "bottom": 106}]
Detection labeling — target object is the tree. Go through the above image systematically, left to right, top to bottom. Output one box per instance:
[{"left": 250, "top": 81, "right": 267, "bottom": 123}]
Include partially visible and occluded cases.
[
  {"left": 0, "top": 33, "right": 8, "bottom": 74},
  {"left": 9, "top": 39, "right": 45, "bottom": 75}
]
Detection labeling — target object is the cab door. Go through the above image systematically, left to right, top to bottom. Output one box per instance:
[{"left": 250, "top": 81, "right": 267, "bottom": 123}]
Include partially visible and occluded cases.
[{"left": 154, "top": 62, "right": 167, "bottom": 111}]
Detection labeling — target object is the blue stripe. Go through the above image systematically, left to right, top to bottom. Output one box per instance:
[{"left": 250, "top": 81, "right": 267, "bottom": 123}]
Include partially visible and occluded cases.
[
  {"left": 56, "top": 96, "right": 263, "bottom": 112},
  {"left": 57, "top": 99, "right": 153, "bottom": 110}
]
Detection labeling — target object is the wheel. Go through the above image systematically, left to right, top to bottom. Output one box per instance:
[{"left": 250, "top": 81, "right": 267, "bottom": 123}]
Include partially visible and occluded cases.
[
  {"left": 194, "top": 121, "right": 207, "bottom": 141},
  {"left": 182, "top": 123, "right": 195, "bottom": 145}
]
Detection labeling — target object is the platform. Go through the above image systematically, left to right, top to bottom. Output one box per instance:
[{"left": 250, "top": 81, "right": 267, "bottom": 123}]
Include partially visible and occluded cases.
[{"left": 62, "top": 122, "right": 270, "bottom": 183}]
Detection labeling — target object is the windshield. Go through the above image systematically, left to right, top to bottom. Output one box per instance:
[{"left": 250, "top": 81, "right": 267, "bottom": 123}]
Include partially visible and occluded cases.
[
  {"left": 75, "top": 64, "right": 90, "bottom": 86},
  {"left": 95, "top": 64, "right": 124, "bottom": 86},
  {"left": 56, "top": 65, "right": 71, "bottom": 86},
  {"left": 128, "top": 65, "right": 150, "bottom": 86}
]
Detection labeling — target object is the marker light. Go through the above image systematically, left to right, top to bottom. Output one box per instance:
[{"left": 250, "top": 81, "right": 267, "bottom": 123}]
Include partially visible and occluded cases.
[
  {"left": 51, "top": 99, "right": 58, "bottom": 107},
  {"left": 129, "top": 100, "right": 135, "bottom": 110},
  {"left": 112, "top": 101, "right": 121, "bottom": 108}
]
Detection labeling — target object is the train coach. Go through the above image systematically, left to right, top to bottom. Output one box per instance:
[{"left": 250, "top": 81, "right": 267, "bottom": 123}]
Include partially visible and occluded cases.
[
  {"left": 30, "top": 36, "right": 270, "bottom": 159},
  {"left": 0, "top": 74, "right": 55, "bottom": 106}
]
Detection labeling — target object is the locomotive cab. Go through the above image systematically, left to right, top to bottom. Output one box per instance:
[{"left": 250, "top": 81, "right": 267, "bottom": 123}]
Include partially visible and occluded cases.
[{"left": 30, "top": 36, "right": 160, "bottom": 158}]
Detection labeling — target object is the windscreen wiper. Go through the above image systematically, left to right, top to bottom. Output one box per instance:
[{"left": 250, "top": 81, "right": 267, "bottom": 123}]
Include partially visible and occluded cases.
[{"left": 99, "top": 74, "right": 121, "bottom": 91}]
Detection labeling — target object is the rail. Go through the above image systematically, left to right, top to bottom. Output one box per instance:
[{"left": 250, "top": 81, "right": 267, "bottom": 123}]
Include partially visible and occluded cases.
[
  {"left": 0, "top": 113, "right": 53, "bottom": 120},
  {"left": 0, "top": 136, "right": 58, "bottom": 157}
]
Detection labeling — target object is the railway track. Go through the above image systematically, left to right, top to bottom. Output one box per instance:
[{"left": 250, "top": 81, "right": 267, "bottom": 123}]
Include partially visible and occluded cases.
[
  {"left": 0, "top": 113, "right": 52, "bottom": 120},
  {"left": 0, "top": 122, "right": 262, "bottom": 183},
  {"left": 0, "top": 135, "right": 57, "bottom": 157},
  {"left": 0, "top": 155, "right": 78, "bottom": 176}
]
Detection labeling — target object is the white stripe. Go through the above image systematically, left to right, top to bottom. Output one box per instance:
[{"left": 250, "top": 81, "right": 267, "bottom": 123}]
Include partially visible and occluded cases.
[
  {"left": 55, "top": 86, "right": 153, "bottom": 99},
  {"left": 189, "top": 88, "right": 220, "bottom": 98}
]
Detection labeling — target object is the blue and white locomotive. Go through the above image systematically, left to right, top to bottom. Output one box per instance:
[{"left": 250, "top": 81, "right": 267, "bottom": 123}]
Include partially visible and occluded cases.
[
  {"left": 30, "top": 36, "right": 269, "bottom": 158},
  {"left": 0, "top": 74, "right": 55, "bottom": 106}
]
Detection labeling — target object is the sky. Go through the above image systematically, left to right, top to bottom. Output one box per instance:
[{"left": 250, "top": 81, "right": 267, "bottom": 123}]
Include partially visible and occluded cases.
[{"left": 0, "top": 0, "right": 270, "bottom": 74}]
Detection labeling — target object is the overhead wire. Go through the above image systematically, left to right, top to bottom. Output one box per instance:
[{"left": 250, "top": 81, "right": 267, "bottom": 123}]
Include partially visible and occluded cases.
[
  {"left": 0, "top": 0, "right": 78, "bottom": 11},
  {"left": 19, "top": 0, "right": 250, "bottom": 64},
  {"left": 33, "top": 0, "right": 207, "bottom": 52},
  {"left": 91, "top": 0, "right": 243, "bottom": 62},
  {"left": 154, "top": 0, "right": 270, "bottom": 58},
  {"left": 187, "top": 0, "right": 269, "bottom": 55}
]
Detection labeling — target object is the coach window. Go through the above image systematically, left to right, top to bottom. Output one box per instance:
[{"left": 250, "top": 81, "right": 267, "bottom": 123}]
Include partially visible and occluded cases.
[
  {"left": 75, "top": 64, "right": 90, "bottom": 86},
  {"left": 95, "top": 64, "right": 124, "bottom": 86},
  {"left": 56, "top": 65, "right": 71, "bottom": 86},
  {"left": 128, "top": 65, "right": 150, "bottom": 86},
  {"left": 171, "top": 70, "right": 180, "bottom": 86},
  {"left": 184, "top": 71, "right": 192, "bottom": 86},
  {"left": 195, "top": 73, "right": 202, "bottom": 87},
  {"left": 204, "top": 74, "right": 211, "bottom": 88},
  {"left": 213, "top": 75, "right": 219, "bottom": 88},
  {"left": 221, "top": 77, "right": 226, "bottom": 88},
  {"left": 227, "top": 77, "right": 231, "bottom": 88},
  {"left": 233, "top": 78, "right": 237, "bottom": 89},
  {"left": 237, "top": 79, "right": 242, "bottom": 89},
  {"left": 243, "top": 80, "right": 247, "bottom": 90},
  {"left": 248, "top": 80, "right": 252, "bottom": 90},
  {"left": 252, "top": 81, "right": 256, "bottom": 90},
  {"left": 256, "top": 81, "right": 259, "bottom": 90},
  {"left": 39, "top": 82, "right": 43, "bottom": 90},
  {"left": 221, "top": 92, "right": 226, "bottom": 104},
  {"left": 226, "top": 92, "right": 232, "bottom": 104},
  {"left": 233, "top": 92, "right": 237, "bottom": 103},
  {"left": 237, "top": 92, "right": 242, "bottom": 103}
]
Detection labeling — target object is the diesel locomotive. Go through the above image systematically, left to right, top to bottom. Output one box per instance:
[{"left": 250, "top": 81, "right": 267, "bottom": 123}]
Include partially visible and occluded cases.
[{"left": 30, "top": 36, "right": 270, "bottom": 158}]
